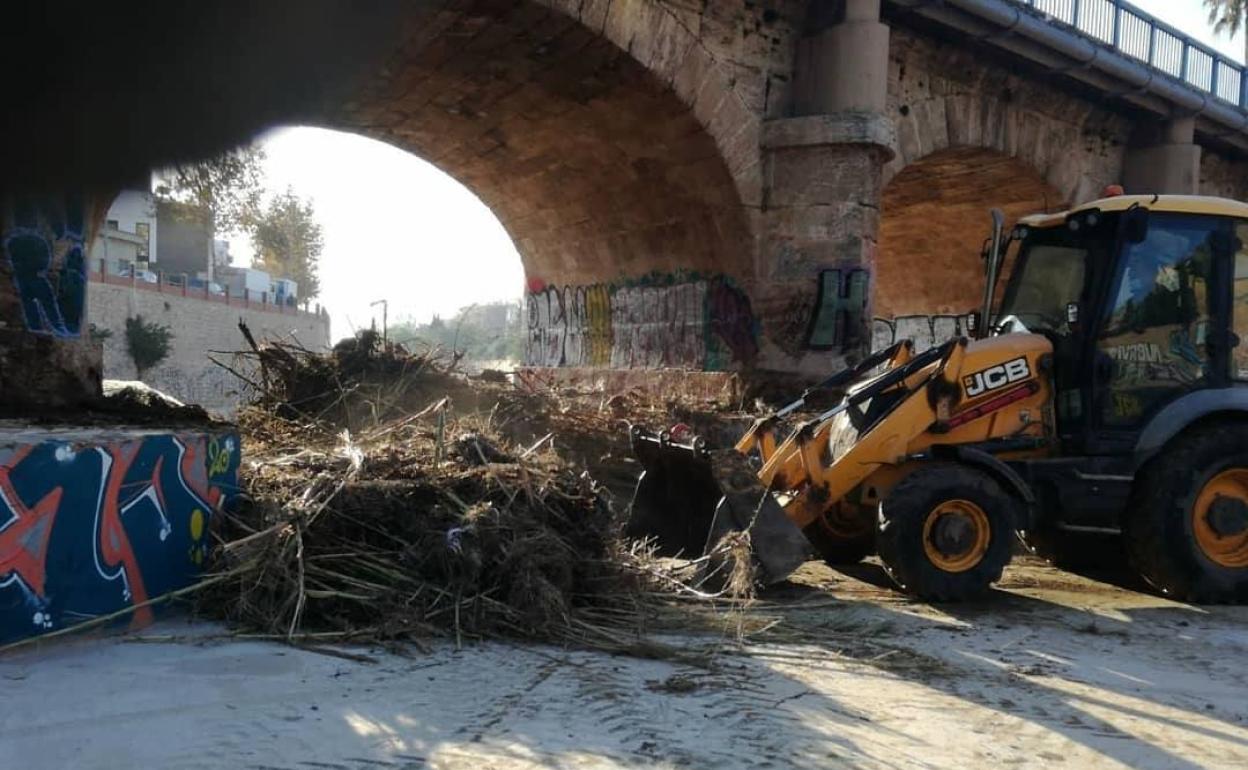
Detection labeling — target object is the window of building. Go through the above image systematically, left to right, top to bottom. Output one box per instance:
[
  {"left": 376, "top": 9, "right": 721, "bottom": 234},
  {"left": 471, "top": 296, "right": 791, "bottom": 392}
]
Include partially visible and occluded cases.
[{"left": 135, "top": 221, "right": 151, "bottom": 259}]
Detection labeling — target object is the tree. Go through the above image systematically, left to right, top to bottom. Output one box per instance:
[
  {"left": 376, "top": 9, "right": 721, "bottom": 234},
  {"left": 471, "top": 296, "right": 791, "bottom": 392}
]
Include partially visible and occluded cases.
[
  {"left": 1205, "top": 0, "right": 1248, "bottom": 65},
  {"left": 155, "top": 145, "right": 266, "bottom": 239},
  {"left": 249, "top": 188, "right": 324, "bottom": 299},
  {"left": 125, "top": 315, "right": 174, "bottom": 379}
]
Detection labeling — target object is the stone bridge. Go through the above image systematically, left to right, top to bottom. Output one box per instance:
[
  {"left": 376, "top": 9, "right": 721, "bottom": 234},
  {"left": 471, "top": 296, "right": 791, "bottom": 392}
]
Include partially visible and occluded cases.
[{"left": 4, "top": 0, "right": 1248, "bottom": 407}]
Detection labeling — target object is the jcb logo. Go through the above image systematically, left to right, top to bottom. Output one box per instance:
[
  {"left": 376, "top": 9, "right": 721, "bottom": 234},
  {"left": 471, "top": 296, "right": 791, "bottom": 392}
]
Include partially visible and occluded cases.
[{"left": 964, "top": 357, "right": 1031, "bottom": 397}]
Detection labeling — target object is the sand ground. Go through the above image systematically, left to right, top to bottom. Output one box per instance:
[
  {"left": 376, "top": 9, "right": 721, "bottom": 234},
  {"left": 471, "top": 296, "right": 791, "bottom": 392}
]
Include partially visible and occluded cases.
[{"left": 3, "top": 556, "right": 1246, "bottom": 770}]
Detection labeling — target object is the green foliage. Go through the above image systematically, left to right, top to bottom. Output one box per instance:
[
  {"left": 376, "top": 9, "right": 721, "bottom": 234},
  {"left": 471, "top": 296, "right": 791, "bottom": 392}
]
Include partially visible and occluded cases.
[
  {"left": 1205, "top": 0, "right": 1248, "bottom": 59},
  {"left": 155, "top": 145, "right": 266, "bottom": 236},
  {"left": 248, "top": 187, "right": 324, "bottom": 299},
  {"left": 390, "top": 301, "right": 524, "bottom": 364},
  {"left": 125, "top": 315, "right": 174, "bottom": 378},
  {"left": 88, "top": 323, "right": 113, "bottom": 344}
]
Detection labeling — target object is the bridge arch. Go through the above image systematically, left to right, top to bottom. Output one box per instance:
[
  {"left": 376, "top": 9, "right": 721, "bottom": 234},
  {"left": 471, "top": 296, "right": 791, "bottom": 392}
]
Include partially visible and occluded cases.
[
  {"left": 314, "top": 0, "right": 763, "bottom": 290},
  {"left": 884, "top": 26, "right": 1132, "bottom": 207},
  {"left": 873, "top": 145, "right": 1064, "bottom": 351}
]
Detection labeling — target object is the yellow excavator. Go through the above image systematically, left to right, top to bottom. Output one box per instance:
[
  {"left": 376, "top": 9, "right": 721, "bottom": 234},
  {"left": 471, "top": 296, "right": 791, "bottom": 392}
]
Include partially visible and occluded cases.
[{"left": 627, "top": 193, "right": 1248, "bottom": 602}]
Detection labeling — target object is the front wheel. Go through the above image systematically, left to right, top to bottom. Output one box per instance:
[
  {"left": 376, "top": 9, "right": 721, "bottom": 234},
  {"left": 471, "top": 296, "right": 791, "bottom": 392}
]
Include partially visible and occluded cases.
[
  {"left": 1125, "top": 425, "right": 1248, "bottom": 603},
  {"left": 877, "top": 464, "right": 1017, "bottom": 601},
  {"left": 804, "top": 503, "right": 875, "bottom": 566}
]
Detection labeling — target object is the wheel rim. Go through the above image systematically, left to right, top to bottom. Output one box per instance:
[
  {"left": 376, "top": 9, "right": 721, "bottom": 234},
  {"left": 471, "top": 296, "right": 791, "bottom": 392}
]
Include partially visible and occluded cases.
[
  {"left": 1193, "top": 468, "right": 1248, "bottom": 569},
  {"left": 922, "top": 499, "right": 991, "bottom": 573},
  {"left": 818, "top": 503, "right": 872, "bottom": 540}
]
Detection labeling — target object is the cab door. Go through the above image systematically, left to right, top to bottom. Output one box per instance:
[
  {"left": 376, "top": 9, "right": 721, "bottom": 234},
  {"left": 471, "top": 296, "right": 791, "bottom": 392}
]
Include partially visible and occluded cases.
[{"left": 1088, "top": 213, "right": 1231, "bottom": 452}]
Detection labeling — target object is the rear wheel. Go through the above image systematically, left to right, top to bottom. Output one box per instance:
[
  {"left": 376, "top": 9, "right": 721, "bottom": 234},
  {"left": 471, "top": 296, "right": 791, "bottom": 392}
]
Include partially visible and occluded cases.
[
  {"left": 1125, "top": 425, "right": 1248, "bottom": 603},
  {"left": 877, "top": 464, "right": 1016, "bottom": 601}
]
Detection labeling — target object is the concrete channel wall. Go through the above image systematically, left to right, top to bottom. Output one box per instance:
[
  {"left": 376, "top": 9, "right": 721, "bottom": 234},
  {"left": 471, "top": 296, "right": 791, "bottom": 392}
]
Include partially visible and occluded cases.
[{"left": 88, "top": 280, "right": 331, "bottom": 415}]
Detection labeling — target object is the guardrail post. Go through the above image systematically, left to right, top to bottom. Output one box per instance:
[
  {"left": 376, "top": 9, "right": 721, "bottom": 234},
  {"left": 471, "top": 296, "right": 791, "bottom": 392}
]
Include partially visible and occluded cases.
[
  {"left": 1071, "top": 0, "right": 1081, "bottom": 28},
  {"left": 1110, "top": 1, "right": 1120, "bottom": 49},
  {"left": 1147, "top": 21, "right": 1156, "bottom": 66},
  {"left": 1180, "top": 41, "right": 1189, "bottom": 82},
  {"left": 1212, "top": 60, "right": 1221, "bottom": 100},
  {"left": 1242, "top": 66, "right": 1248, "bottom": 109}
]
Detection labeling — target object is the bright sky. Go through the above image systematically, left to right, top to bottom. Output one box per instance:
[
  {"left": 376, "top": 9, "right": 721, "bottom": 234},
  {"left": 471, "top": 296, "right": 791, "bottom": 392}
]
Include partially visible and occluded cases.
[
  {"left": 1131, "top": 0, "right": 1244, "bottom": 61},
  {"left": 227, "top": 2, "right": 1240, "bottom": 344},
  {"left": 227, "top": 127, "right": 524, "bottom": 342}
]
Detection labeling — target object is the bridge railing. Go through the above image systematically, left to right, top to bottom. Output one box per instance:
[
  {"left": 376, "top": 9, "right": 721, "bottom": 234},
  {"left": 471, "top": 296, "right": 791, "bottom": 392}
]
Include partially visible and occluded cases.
[{"left": 1015, "top": 0, "right": 1246, "bottom": 111}]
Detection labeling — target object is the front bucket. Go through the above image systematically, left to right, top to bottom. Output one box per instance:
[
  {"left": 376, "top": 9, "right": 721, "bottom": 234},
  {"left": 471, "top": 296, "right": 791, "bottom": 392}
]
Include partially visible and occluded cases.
[{"left": 625, "top": 426, "right": 810, "bottom": 584}]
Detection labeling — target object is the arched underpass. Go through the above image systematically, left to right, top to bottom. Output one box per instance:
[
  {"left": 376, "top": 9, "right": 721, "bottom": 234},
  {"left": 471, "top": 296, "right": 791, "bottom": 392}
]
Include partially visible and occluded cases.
[{"left": 874, "top": 146, "right": 1065, "bottom": 350}]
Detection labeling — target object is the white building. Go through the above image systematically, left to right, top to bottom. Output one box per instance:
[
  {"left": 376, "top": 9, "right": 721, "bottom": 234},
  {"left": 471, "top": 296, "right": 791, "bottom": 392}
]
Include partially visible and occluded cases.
[
  {"left": 93, "top": 190, "right": 158, "bottom": 275},
  {"left": 217, "top": 266, "right": 274, "bottom": 300}
]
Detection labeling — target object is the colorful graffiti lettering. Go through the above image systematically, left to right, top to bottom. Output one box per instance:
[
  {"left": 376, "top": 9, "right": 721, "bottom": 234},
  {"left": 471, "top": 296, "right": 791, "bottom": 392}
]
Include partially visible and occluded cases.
[
  {"left": 2, "top": 194, "right": 89, "bottom": 337},
  {"left": 808, "top": 269, "right": 869, "bottom": 350},
  {"left": 525, "top": 275, "right": 760, "bottom": 371},
  {"left": 872, "top": 314, "right": 968, "bottom": 353},
  {"left": 0, "top": 430, "right": 240, "bottom": 643}
]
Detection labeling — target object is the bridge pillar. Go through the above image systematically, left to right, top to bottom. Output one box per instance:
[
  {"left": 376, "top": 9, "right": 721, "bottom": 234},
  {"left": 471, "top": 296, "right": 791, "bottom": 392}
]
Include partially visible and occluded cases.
[
  {"left": 757, "top": 0, "right": 893, "bottom": 373},
  {"left": 793, "top": 0, "right": 890, "bottom": 114},
  {"left": 1123, "top": 117, "right": 1202, "bottom": 195},
  {"left": 1, "top": 194, "right": 105, "bottom": 410}
]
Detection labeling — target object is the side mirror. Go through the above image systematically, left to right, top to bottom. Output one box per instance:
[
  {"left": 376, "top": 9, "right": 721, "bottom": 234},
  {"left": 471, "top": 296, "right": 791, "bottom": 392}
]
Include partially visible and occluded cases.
[{"left": 1125, "top": 207, "right": 1150, "bottom": 244}]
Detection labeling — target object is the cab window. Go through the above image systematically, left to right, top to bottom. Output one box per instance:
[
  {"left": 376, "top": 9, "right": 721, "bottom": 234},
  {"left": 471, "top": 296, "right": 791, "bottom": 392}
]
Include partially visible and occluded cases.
[
  {"left": 1097, "top": 213, "right": 1217, "bottom": 427},
  {"left": 1233, "top": 221, "right": 1248, "bottom": 381}
]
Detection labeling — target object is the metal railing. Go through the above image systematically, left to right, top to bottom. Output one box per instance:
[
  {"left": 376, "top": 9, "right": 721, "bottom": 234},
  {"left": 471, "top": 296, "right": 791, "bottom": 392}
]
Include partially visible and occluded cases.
[
  {"left": 1015, "top": 0, "right": 1247, "bottom": 110},
  {"left": 91, "top": 259, "right": 325, "bottom": 318}
]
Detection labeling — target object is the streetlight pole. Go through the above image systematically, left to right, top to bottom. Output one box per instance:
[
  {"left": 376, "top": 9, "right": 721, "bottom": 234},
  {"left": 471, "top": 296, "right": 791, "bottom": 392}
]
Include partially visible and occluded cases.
[{"left": 370, "top": 299, "right": 388, "bottom": 347}]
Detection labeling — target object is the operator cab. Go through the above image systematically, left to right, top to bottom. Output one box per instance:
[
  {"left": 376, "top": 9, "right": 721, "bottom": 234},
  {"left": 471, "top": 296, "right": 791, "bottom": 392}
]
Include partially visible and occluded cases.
[{"left": 988, "top": 194, "right": 1248, "bottom": 456}]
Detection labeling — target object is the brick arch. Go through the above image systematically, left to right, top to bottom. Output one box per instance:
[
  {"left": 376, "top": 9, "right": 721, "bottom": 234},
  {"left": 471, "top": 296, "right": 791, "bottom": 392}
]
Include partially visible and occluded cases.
[
  {"left": 320, "top": 0, "right": 763, "bottom": 289},
  {"left": 885, "top": 27, "right": 1132, "bottom": 208},
  {"left": 876, "top": 146, "right": 1063, "bottom": 327}
]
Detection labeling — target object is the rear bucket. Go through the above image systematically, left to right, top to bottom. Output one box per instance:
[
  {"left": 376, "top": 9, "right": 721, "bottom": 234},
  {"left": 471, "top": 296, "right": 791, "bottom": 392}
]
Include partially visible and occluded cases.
[{"left": 625, "top": 426, "right": 810, "bottom": 585}]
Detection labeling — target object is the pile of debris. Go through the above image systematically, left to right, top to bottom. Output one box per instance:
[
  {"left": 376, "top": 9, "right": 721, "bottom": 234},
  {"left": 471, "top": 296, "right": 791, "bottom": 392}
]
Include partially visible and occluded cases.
[{"left": 200, "top": 332, "right": 755, "bottom": 652}]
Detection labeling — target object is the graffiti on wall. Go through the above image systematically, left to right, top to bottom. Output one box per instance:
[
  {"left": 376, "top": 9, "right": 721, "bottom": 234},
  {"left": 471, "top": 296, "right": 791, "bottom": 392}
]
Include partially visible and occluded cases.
[
  {"left": 2, "top": 194, "right": 89, "bottom": 337},
  {"left": 808, "top": 269, "right": 869, "bottom": 350},
  {"left": 525, "top": 275, "right": 759, "bottom": 370},
  {"left": 872, "top": 315, "right": 968, "bottom": 353},
  {"left": 0, "top": 431, "right": 241, "bottom": 643}
]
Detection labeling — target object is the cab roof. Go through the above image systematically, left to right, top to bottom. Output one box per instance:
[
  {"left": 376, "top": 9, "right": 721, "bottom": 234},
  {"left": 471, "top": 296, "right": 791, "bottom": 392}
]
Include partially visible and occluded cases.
[{"left": 1017, "top": 195, "right": 1248, "bottom": 228}]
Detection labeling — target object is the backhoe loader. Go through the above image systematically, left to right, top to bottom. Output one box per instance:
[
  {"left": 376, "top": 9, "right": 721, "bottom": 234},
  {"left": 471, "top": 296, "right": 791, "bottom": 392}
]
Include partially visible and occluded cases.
[{"left": 627, "top": 193, "right": 1248, "bottom": 602}]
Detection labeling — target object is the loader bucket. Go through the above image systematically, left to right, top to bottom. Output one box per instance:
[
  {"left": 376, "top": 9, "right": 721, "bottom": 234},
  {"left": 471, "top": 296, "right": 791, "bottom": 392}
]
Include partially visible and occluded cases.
[{"left": 625, "top": 425, "right": 810, "bottom": 585}]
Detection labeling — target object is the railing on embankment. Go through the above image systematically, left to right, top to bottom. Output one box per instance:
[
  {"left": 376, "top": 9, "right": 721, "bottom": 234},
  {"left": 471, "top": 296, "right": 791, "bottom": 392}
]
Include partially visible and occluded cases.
[{"left": 89, "top": 259, "right": 325, "bottom": 319}]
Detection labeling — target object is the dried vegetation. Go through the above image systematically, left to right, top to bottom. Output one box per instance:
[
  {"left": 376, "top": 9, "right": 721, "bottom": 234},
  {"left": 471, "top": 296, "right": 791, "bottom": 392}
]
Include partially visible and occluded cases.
[{"left": 197, "top": 329, "right": 764, "bottom": 656}]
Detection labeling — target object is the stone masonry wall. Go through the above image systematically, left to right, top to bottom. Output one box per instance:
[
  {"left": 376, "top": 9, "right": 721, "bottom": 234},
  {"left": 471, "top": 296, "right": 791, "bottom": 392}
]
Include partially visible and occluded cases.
[{"left": 88, "top": 281, "right": 330, "bottom": 415}]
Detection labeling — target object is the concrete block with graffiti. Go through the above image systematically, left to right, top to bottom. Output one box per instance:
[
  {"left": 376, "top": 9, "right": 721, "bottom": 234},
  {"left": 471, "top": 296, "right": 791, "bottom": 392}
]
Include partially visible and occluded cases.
[
  {"left": 524, "top": 274, "right": 760, "bottom": 371},
  {"left": 0, "top": 425, "right": 241, "bottom": 644}
]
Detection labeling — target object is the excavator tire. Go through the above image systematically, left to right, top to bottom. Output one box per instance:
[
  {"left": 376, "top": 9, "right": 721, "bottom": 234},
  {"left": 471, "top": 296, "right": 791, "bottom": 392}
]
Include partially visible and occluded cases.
[
  {"left": 1125, "top": 425, "right": 1248, "bottom": 604},
  {"left": 877, "top": 464, "right": 1015, "bottom": 601},
  {"left": 803, "top": 515, "right": 874, "bottom": 566}
]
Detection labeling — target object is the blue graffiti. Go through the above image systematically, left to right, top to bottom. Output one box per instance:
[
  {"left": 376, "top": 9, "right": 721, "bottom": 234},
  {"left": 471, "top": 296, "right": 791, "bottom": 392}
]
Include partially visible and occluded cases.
[
  {"left": 3, "top": 194, "right": 88, "bottom": 337},
  {"left": 0, "top": 431, "right": 241, "bottom": 644}
]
